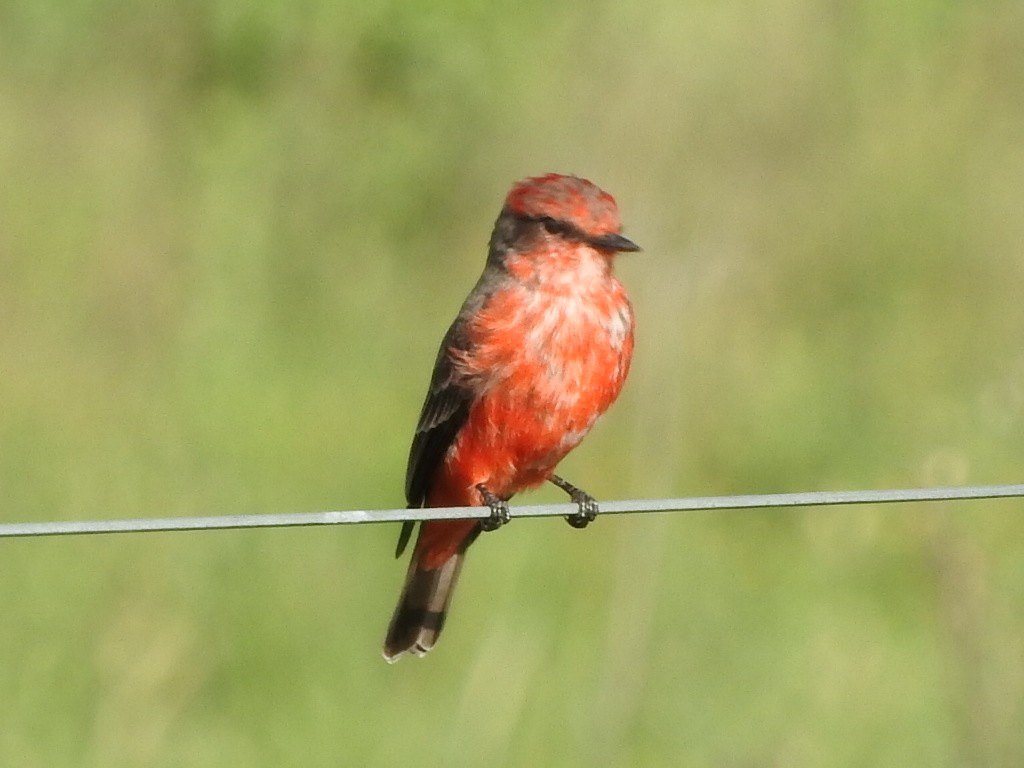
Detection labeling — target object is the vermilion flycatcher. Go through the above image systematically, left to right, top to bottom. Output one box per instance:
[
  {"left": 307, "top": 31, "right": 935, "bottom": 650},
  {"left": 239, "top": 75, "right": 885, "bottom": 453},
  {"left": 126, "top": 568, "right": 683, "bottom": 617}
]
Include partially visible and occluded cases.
[{"left": 383, "top": 173, "right": 639, "bottom": 662}]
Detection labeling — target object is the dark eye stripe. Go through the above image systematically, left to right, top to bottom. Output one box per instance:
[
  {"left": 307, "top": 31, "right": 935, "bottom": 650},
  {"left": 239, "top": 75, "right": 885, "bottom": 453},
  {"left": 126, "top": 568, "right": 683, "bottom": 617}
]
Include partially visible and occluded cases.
[
  {"left": 514, "top": 213, "right": 637, "bottom": 252},
  {"left": 523, "top": 214, "right": 585, "bottom": 242},
  {"left": 540, "top": 216, "right": 571, "bottom": 236}
]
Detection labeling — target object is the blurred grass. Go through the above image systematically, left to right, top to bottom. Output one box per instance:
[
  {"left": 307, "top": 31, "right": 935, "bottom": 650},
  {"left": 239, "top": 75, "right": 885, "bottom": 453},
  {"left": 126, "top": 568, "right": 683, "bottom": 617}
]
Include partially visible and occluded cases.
[{"left": 2, "top": 0, "right": 1024, "bottom": 765}]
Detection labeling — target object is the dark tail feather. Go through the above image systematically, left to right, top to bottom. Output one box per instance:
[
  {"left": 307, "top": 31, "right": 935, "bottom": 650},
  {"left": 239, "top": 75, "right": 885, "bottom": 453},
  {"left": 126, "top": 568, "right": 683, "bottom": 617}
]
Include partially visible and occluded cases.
[{"left": 383, "top": 551, "right": 465, "bottom": 663}]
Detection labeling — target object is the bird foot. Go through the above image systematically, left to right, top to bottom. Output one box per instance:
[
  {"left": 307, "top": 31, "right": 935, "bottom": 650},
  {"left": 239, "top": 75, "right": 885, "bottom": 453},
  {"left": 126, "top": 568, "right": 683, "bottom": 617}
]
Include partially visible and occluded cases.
[
  {"left": 549, "top": 475, "right": 599, "bottom": 529},
  {"left": 476, "top": 484, "right": 511, "bottom": 531}
]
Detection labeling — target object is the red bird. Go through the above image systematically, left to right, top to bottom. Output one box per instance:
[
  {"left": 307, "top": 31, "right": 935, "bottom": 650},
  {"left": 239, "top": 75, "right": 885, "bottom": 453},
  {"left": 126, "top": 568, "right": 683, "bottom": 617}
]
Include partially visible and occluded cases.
[{"left": 383, "top": 173, "right": 639, "bottom": 662}]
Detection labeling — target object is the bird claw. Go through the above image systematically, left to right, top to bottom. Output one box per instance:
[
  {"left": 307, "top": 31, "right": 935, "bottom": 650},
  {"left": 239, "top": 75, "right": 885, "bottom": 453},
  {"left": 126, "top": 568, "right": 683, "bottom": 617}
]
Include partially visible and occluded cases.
[
  {"left": 549, "top": 474, "right": 599, "bottom": 529},
  {"left": 476, "top": 484, "right": 511, "bottom": 531},
  {"left": 565, "top": 490, "right": 599, "bottom": 529}
]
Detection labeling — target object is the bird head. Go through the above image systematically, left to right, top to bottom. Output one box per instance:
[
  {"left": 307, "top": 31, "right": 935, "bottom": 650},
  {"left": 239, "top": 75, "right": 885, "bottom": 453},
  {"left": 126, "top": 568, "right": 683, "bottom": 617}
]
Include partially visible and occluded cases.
[{"left": 489, "top": 174, "right": 640, "bottom": 265}]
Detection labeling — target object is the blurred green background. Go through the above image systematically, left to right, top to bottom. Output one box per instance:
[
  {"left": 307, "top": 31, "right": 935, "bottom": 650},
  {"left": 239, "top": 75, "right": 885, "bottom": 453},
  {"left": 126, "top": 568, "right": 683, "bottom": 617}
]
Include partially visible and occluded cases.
[{"left": 2, "top": 0, "right": 1023, "bottom": 765}]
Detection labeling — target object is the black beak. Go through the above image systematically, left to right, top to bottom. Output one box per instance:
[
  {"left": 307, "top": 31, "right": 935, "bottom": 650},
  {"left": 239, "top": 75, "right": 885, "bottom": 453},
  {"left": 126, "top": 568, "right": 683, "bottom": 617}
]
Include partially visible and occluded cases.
[{"left": 587, "top": 232, "right": 641, "bottom": 253}]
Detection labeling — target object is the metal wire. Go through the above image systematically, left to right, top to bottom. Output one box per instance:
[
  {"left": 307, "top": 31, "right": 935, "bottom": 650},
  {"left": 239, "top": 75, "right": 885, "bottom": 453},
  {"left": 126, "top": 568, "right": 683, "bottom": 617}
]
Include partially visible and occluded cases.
[{"left": 0, "top": 483, "right": 1021, "bottom": 539}]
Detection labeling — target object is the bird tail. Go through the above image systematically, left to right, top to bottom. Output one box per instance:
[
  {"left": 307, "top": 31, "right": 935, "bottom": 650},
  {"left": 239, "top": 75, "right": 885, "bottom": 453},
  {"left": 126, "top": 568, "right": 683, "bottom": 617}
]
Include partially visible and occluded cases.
[{"left": 383, "top": 550, "right": 466, "bottom": 663}]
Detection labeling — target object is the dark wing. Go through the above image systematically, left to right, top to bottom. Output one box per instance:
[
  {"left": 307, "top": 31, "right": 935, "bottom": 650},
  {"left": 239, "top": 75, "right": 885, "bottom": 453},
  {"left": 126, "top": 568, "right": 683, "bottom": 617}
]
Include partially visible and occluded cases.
[{"left": 395, "top": 321, "right": 473, "bottom": 557}]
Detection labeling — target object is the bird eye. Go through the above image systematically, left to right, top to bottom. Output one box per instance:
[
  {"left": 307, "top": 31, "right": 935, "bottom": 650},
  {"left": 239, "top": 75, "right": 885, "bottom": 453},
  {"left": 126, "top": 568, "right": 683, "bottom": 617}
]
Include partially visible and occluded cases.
[{"left": 541, "top": 217, "right": 567, "bottom": 235}]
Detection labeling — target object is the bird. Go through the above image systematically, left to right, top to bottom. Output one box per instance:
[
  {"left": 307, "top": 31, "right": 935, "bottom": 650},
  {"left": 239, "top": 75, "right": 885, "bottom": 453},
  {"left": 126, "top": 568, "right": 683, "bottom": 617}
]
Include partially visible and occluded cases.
[{"left": 383, "top": 173, "right": 639, "bottom": 662}]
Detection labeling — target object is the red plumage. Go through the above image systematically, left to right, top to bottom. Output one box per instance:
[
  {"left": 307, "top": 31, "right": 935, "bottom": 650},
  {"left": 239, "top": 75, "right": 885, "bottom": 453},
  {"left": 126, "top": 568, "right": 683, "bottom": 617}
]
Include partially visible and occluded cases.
[{"left": 384, "top": 174, "right": 638, "bottom": 661}]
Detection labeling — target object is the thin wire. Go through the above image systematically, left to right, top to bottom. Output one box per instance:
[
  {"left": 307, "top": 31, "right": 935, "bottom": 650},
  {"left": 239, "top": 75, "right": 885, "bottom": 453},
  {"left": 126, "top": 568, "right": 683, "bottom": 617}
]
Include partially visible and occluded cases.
[{"left": 0, "top": 483, "right": 1021, "bottom": 539}]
